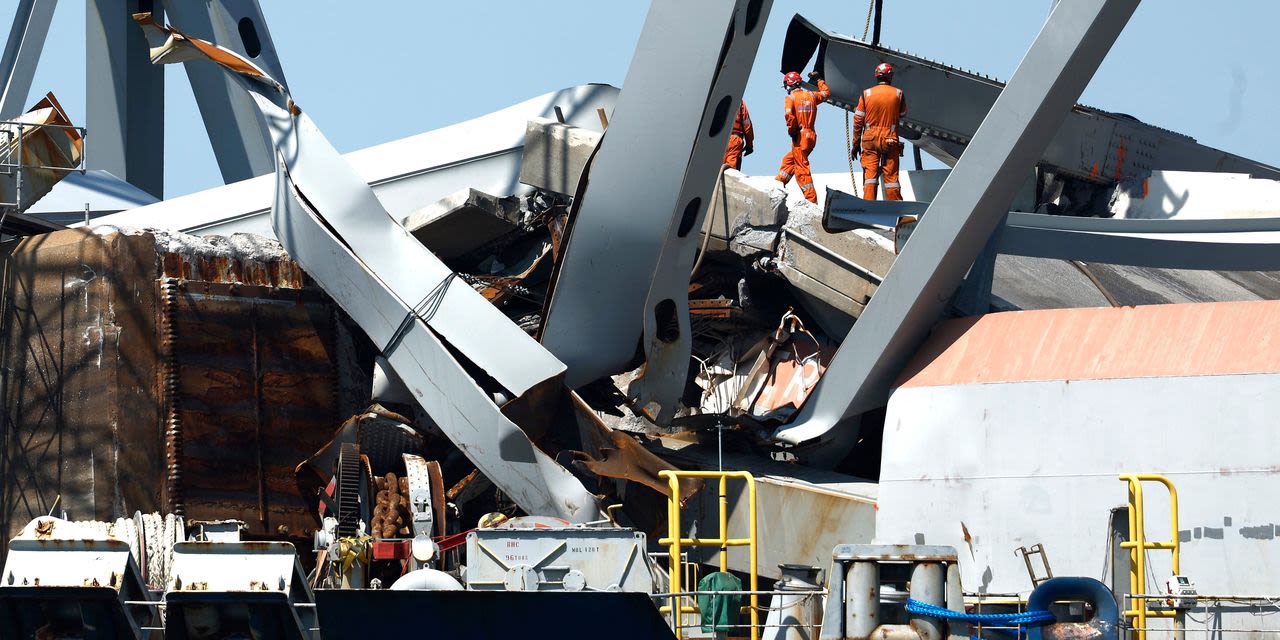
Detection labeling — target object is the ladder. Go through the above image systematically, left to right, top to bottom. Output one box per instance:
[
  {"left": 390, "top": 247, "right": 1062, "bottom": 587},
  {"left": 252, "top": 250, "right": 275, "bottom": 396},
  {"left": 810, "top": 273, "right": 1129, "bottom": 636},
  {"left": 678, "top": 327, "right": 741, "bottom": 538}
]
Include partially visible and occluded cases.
[{"left": 1118, "top": 474, "right": 1180, "bottom": 640}]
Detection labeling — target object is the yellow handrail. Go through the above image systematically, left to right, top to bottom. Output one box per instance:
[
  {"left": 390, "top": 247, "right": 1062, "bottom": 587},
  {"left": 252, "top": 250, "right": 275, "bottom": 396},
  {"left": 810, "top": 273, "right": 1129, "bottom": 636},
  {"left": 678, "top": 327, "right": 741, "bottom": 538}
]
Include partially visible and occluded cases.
[
  {"left": 658, "top": 470, "right": 759, "bottom": 640},
  {"left": 1119, "top": 474, "right": 1180, "bottom": 640}
]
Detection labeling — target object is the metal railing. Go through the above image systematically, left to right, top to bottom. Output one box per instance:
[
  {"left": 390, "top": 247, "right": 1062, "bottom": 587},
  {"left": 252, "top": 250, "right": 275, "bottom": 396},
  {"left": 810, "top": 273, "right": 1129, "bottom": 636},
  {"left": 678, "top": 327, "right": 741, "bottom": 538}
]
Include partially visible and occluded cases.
[
  {"left": 0, "top": 119, "right": 87, "bottom": 217},
  {"left": 658, "top": 469, "right": 759, "bottom": 640},
  {"left": 1119, "top": 473, "right": 1181, "bottom": 640},
  {"left": 651, "top": 588, "right": 826, "bottom": 636}
]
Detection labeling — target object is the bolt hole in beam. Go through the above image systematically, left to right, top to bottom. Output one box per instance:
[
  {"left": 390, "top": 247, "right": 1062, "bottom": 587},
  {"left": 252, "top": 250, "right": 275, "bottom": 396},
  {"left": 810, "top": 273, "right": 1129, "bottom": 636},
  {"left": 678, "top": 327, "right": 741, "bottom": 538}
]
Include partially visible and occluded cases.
[
  {"left": 745, "top": 0, "right": 764, "bottom": 34},
  {"left": 238, "top": 18, "right": 262, "bottom": 58},
  {"left": 707, "top": 95, "right": 733, "bottom": 138},
  {"left": 676, "top": 197, "right": 703, "bottom": 238},
  {"left": 654, "top": 299, "right": 679, "bottom": 343}
]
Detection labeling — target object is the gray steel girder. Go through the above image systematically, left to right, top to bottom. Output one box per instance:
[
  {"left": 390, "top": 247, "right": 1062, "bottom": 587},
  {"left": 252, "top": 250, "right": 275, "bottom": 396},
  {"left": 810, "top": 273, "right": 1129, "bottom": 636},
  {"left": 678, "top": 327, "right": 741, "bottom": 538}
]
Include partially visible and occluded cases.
[
  {"left": 0, "top": 0, "right": 57, "bottom": 120},
  {"left": 87, "top": 0, "right": 165, "bottom": 198},
  {"left": 161, "top": 0, "right": 284, "bottom": 184},
  {"left": 541, "top": 0, "right": 767, "bottom": 396},
  {"left": 631, "top": 0, "right": 775, "bottom": 424},
  {"left": 774, "top": 0, "right": 1142, "bottom": 451},
  {"left": 781, "top": 14, "right": 1280, "bottom": 184},
  {"left": 135, "top": 16, "right": 603, "bottom": 522},
  {"left": 826, "top": 192, "right": 1280, "bottom": 272},
  {"left": 998, "top": 214, "right": 1280, "bottom": 271}
]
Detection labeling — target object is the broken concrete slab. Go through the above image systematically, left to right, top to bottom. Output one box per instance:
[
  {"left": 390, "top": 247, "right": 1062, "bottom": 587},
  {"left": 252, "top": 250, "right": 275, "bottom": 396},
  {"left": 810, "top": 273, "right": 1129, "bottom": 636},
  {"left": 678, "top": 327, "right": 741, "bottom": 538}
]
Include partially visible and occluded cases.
[
  {"left": 519, "top": 117, "right": 602, "bottom": 195},
  {"left": 519, "top": 118, "right": 789, "bottom": 258},
  {"left": 701, "top": 170, "right": 789, "bottom": 253},
  {"left": 400, "top": 187, "right": 522, "bottom": 259},
  {"left": 775, "top": 199, "right": 896, "bottom": 336}
]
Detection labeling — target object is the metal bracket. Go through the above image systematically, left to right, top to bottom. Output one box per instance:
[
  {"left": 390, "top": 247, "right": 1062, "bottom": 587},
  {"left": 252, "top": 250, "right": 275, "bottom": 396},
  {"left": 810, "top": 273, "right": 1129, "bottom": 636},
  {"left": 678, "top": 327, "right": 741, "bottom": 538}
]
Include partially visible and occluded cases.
[
  {"left": 402, "top": 454, "right": 434, "bottom": 538},
  {"left": 1016, "top": 543, "right": 1054, "bottom": 587}
]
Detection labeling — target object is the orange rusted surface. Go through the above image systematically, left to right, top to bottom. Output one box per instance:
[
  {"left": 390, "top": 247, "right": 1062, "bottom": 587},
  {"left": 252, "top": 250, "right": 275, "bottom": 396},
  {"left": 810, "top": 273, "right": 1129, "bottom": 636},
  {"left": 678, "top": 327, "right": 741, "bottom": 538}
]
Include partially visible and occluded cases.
[
  {"left": 1, "top": 228, "right": 364, "bottom": 557},
  {"left": 1, "top": 230, "right": 162, "bottom": 547},
  {"left": 898, "top": 300, "right": 1280, "bottom": 389},
  {"left": 752, "top": 337, "right": 829, "bottom": 415},
  {"left": 568, "top": 392, "right": 701, "bottom": 504}
]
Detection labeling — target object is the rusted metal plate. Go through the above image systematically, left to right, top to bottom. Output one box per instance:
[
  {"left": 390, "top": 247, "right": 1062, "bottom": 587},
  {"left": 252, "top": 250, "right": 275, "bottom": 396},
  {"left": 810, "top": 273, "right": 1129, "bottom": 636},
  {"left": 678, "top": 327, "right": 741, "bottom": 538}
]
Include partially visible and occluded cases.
[
  {"left": 0, "top": 93, "right": 84, "bottom": 213},
  {"left": 2, "top": 228, "right": 363, "bottom": 556},
  {"left": 1, "top": 229, "right": 162, "bottom": 546},
  {"left": 165, "top": 281, "right": 341, "bottom": 540},
  {"left": 750, "top": 337, "right": 830, "bottom": 419},
  {"left": 568, "top": 392, "right": 701, "bottom": 504}
]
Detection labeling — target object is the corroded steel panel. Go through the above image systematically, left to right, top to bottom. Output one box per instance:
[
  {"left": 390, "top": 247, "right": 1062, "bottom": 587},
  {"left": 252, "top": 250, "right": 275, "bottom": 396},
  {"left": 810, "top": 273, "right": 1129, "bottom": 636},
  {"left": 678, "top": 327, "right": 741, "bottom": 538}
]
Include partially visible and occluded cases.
[
  {"left": 1, "top": 228, "right": 362, "bottom": 554},
  {"left": 0, "top": 229, "right": 162, "bottom": 544},
  {"left": 165, "top": 282, "right": 341, "bottom": 539}
]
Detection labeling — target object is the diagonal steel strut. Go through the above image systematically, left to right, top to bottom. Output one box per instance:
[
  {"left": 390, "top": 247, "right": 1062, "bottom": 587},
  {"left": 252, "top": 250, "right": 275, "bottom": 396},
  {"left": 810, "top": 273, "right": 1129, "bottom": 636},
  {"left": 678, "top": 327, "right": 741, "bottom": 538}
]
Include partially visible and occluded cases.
[
  {"left": 0, "top": 0, "right": 57, "bottom": 120},
  {"left": 541, "top": 0, "right": 772, "bottom": 423}
]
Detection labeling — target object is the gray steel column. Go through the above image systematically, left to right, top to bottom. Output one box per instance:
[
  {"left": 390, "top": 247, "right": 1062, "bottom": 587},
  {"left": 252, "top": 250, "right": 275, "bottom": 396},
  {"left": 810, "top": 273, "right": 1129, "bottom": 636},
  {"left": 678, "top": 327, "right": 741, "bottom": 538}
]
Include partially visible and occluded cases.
[
  {"left": 0, "top": 0, "right": 58, "bottom": 119},
  {"left": 86, "top": 0, "right": 165, "bottom": 198},
  {"left": 161, "top": 0, "right": 283, "bottom": 183},
  {"left": 540, "top": 0, "right": 766, "bottom": 397},
  {"left": 774, "top": 0, "right": 1142, "bottom": 452}
]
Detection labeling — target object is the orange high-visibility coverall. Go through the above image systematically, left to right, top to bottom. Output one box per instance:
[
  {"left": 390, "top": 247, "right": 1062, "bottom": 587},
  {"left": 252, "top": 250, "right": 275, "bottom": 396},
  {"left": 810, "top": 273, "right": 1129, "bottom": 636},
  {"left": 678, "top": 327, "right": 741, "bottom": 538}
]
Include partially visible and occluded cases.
[
  {"left": 775, "top": 79, "right": 830, "bottom": 203},
  {"left": 852, "top": 83, "right": 907, "bottom": 200},
  {"left": 723, "top": 101, "right": 754, "bottom": 170}
]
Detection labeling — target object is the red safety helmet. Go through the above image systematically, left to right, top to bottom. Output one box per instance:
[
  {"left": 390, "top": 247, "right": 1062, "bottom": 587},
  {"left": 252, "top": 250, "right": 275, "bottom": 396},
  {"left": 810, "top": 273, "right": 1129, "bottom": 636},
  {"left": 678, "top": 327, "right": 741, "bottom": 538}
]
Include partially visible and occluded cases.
[
  {"left": 875, "top": 63, "right": 894, "bottom": 81},
  {"left": 783, "top": 71, "right": 802, "bottom": 89}
]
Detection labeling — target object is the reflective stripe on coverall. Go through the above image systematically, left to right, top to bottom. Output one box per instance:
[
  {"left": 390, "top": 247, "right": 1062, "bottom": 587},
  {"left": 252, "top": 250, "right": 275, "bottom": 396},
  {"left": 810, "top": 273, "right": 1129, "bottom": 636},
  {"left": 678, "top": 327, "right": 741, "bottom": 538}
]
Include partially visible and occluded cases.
[
  {"left": 775, "top": 79, "right": 830, "bottom": 203},
  {"left": 852, "top": 84, "right": 907, "bottom": 200},
  {"left": 723, "top": 101, "right": 754, "bottom": 170}
]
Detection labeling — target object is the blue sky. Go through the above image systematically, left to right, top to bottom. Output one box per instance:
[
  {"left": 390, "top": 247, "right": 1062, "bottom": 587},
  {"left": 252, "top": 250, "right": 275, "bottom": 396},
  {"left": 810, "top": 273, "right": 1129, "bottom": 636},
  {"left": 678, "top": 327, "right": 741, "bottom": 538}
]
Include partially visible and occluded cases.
[{"left": 6, "top": 1, "right": 1278, "bottom": 198}]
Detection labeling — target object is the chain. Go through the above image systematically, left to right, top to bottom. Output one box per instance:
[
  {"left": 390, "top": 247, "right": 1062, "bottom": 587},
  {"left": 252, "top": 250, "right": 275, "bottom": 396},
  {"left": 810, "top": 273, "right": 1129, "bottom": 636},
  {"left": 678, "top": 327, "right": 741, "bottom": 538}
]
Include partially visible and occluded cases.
[
  {"left": 849, "top": 0, "right": 877, "bottom": 191},
  {"left": 846, "top": 111, "right": 857, "bottom": 192}
]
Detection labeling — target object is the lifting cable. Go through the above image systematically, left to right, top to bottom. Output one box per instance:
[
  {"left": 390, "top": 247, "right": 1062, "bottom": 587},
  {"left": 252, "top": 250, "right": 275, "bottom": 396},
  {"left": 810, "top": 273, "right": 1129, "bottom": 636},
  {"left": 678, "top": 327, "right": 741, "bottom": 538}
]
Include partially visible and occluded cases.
[{"left": 846, "top": 0, "right": 879, "bottom": 191}]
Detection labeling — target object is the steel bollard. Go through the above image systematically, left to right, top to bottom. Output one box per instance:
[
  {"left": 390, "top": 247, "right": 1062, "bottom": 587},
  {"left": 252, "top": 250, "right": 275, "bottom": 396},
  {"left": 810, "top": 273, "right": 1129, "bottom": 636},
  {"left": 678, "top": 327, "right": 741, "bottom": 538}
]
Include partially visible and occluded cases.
[{"left": 846, "top": 560, "right": 880, "bottom": 640}]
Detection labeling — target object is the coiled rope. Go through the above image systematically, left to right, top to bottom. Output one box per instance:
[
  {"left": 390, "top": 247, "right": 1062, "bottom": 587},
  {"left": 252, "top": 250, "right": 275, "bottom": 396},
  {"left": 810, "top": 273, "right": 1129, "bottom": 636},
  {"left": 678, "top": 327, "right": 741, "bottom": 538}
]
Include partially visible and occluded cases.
[{"left": 905, "top": 599, "right": 1057, "bottom": 626}]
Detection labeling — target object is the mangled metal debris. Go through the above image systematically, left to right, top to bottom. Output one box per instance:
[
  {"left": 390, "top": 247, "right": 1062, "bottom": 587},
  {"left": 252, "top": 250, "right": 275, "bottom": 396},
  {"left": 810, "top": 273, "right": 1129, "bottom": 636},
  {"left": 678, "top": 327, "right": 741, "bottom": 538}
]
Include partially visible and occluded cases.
[
  {"left": 134, "top": 13, "right": 604, "bottom": 523},
  {"left": 0, "top": 92, "right": 83, "bottom": 214},
  {"left": 401, "top": 188, "right": 524, "bottom": 260}
]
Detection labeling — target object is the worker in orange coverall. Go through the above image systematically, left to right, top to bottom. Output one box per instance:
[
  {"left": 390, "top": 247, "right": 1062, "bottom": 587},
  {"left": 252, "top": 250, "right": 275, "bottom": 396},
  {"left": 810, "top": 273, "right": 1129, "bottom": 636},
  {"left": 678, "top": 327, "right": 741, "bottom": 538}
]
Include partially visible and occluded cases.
[
  {"left": 852, "top": 62, "right": 907, "bottom": 200},
  {"left": 775, "top": 71, "right": 830, "bottom": 203},
  {"left": 723, "top": 101, "right": 754, "bottom": 170}
]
